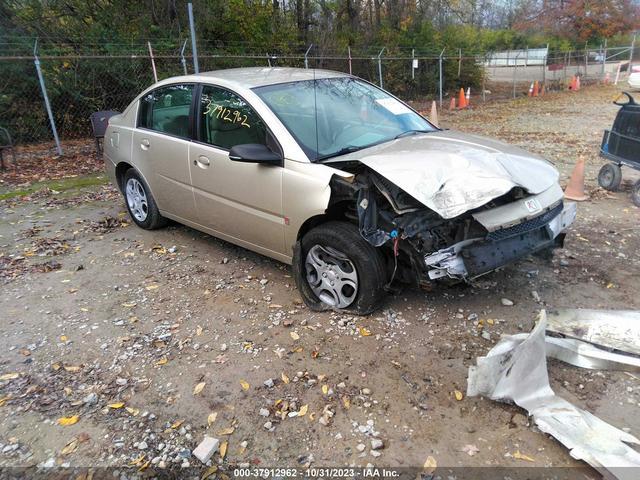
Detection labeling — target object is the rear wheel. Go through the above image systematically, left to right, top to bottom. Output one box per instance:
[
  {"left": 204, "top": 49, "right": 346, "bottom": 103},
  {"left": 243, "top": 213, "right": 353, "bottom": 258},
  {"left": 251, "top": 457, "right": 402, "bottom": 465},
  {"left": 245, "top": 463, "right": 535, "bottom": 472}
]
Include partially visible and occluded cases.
[
  {"left": 597, "top": 163, "right": 622, "bottom": 191},
  {"left": 123, "top": 169, "right": 167, "bottom": 230},
  {"left": 632, "top": 180, "right": 640, "bottom": 208},
  {"left": 293, "top": 221, "right": 387, "bottom": 315}
]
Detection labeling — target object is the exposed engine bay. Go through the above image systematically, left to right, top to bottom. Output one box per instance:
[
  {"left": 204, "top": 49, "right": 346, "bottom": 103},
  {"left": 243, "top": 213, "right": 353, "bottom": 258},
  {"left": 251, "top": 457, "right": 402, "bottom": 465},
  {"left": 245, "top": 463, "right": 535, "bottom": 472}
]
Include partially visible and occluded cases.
[{"left": 327, "top": 161, "right": 577, "bottom": 288}]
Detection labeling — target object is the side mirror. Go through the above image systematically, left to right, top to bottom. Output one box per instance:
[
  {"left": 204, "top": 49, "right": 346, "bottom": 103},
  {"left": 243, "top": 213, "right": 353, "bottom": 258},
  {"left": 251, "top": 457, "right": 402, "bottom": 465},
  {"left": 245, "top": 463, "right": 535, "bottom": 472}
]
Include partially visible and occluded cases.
[{"left": 228, "top": 144, "right": 282, "bottom": 165}]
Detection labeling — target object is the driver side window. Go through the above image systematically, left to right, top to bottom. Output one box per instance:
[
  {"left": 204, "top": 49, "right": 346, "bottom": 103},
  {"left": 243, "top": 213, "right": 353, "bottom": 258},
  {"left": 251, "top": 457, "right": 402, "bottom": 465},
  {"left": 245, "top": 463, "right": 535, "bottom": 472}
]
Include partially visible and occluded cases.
[{"left": 199, "top": 86, "right": 267, "bottom": 150}]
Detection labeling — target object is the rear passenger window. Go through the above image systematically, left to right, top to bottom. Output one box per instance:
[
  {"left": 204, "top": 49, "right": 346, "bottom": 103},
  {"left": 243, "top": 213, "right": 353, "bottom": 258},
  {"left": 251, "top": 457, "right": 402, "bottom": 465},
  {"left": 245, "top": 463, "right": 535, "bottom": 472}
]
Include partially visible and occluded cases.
[
  {"left": 138, "top": 84, "right": 193, "bottom": 138},
  {"left": 199, "top": 85, "right": 266, "bottom": 149}
]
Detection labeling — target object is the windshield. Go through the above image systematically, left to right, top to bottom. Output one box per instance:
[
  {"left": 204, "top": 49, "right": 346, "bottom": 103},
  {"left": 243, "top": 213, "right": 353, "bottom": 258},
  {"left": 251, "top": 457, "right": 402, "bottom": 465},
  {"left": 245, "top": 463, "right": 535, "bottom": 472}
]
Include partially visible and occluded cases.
[{"left": 253, "top": 77, "right": 435, "bottom": 161}]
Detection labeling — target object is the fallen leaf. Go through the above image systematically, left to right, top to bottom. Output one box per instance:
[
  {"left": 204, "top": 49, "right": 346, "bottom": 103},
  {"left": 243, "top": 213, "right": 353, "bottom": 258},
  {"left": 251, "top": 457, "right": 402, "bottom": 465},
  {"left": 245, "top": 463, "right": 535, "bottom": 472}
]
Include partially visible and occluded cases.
[
  {"left": 152, "top": 245, "right": 167, "bottom": 254},
  {"left": 145, "top": 284, "right": 159, "bottom": 290},
  {"left": 121, "top": 302, "right": 137, "bottom": 308},
  {"left": 196, "top": 325, "right": 203, "bottom": 336},
  {"left": 359, "top": 326, "right": 372, "bottom": 336},
  {"left": 290, "top": 331, "right": 300, "bottom": 340},
  {"left": 60, "top": 335, "right": 68, "bottom": 342},
  {"left": 18, "top": 348, "right": 31, "bottom": 356},
  {"left": 155, "top": 357, "right": 168, "bottom": 366},
  {"left": 64, "top": 365, "right": 82, "bottom": 373},
  {"left": 281, "top": 372, "right": 290, "bottom": 384},
  {"left": 0, "top": 373, "right": 20, "bottom": 381},
  {"left": 240, "top": 380, "right": 250, "bottom": 391},
  {"left": 193, "top": 382, "right": 206, "bottom": 395},
  {"left": 322, "top": 385, "right": 329, "bottom": 395},
  {"left": 454, "top": 390, "right": 463, "bottom": 401},
  {"left": 0, "top": 395, "right": 10, "bottom": 407},
  {"left": 341, "top": 396, "right": 351, "bottom": 409},
  {"left": 108, "top": 402, "right": 125, "bottom": 409},
  {"left": 298, "top": 404, "right": 308, "bottom": 417},
  {"left": 125, "top": 407, "right": 140, "bottom": 416},
  {"left": 207, "top": 412, "right": 218, "bottom": 426},
  {"left": 57, "top": 415, "right": 79, "bottom": 426},
  {"left": 171, "top": 419, "right": 184, "bottom": 429},
  {"left": 218, "top": 426, "right": 235, "bottom": 435},
  {"left": 61, "top": 438, "right": 78, "bottom": 455},
  {"left": 219, "top": 441, "right": 228, "bottom": 460},
  {"left": 513, "top": 450, "right": 535, "bottom": 462},
  {"left": 129, "top": 454, "right": 145, "bottom": 466},
  {"left": 423, "top": 455, "right": 437, "bottom": 473},
  {"left": 138, "top": 459, "right": 151, "bottom": 471},
  {"left": 202, "top": 465, "right": 218, "bottom": 479}
]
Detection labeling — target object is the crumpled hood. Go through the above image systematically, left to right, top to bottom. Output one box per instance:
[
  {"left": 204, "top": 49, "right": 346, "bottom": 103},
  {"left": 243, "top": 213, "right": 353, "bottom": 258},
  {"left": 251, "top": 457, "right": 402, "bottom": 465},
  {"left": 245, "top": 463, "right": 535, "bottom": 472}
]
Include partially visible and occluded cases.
[{"left": 332, "top": 130, "right": 559, "bottom": 219}]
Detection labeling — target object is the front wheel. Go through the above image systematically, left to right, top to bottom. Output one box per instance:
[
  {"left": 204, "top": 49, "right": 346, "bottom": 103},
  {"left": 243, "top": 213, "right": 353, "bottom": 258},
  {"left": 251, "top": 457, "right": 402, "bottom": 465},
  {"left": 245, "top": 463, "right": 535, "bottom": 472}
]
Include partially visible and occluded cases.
[
  {"left": 598, "top": 163, "right": 622, "bottom": 191},
  {"left": 293, "top": 221, "right": 387, "bottom": 315}
]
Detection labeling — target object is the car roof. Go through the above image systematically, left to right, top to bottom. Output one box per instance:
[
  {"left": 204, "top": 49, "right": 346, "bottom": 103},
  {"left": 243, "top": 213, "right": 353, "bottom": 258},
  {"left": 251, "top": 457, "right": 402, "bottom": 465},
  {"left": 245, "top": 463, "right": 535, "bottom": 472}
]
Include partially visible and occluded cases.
[{"left": 161, "top": 67, "right": 350, "bottom": 89}]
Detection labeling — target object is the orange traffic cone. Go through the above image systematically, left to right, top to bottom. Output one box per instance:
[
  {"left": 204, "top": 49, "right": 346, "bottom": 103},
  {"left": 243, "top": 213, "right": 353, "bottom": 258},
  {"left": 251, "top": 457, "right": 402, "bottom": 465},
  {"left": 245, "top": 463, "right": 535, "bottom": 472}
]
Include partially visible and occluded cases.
[
  {"left": 568, "top": 76, "right": 576, "bottom": 90},
  {"left": 533, "top": 80, "right": 539, "bottom": 97},
  {"left": 528, "top": 82, "right": 534, "bottom": 96},
  {"left": 465, "top": 87, "right": 471, "bottom": 106},
  {"left": 458, "top": 88, "right": 466, "bottom": 109},
  {"left": 449, "top": 96, "right": 456, "bottom": 111},
  {"left": 429, "top": 101, "right": 439, "bottom": 127},
  {"left": 564, "top": 157, "right": 589, "bottom": 201}
]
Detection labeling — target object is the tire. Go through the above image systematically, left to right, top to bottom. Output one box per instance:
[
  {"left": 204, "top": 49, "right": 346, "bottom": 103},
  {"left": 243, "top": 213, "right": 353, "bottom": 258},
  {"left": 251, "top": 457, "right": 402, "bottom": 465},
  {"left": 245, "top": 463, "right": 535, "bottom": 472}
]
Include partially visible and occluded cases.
[
  {"left": 598, "top": 163, "right": 622, "bottom": 191},
  {"left": 123, "top": 169, "right": 167, "bottom": 230},
  {"left": 632, "top": 180, "right": 640, "bottom": 208},
  {"left": 293, "top": 221, "right": 387, "bottom": 315}
]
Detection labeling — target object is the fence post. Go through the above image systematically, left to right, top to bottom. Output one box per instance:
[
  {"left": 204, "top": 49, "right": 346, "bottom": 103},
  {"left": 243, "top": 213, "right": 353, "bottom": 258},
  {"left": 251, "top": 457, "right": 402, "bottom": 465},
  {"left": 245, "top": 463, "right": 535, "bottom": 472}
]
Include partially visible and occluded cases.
[
  {"left": 188, "top": 2, "right": 199, "bottom": 73},
  {"left": 630, "top": 34, "right": 636, "bottom": 65},
  {"left": 180, "top": 39, "right": 188, "bottom": 75},
  {"left": 602, "top": 39, "right": 607, "bottom": 76},
  {"left": 33, "top": 40, "right": 62, "bottom": 156},
  {"left": 148, "top": 41, "right": 158, "bottom": 83},
  {"left": 543, "top": 43, "right": 548, "bottom": 84},
  {"left": 304, "top": 44, "right": 313, "bottom": 69},
  {"left": 348, "top": 46, "right": 352, "bottom": 75},
  {"left": 377, "top": 47, "right": 385, "bottom": 89},
  {"left": 411, "top": 48, "right": 415, "bottom": 80},
  {"left": 438, "top": 48, "right": 444, "bottom": 108},
  {"left": 457, "top": 48, "right": 462, "bottom": 77},
  {"left": 512, "top": 52, "right": 520, "bottom": 99}
]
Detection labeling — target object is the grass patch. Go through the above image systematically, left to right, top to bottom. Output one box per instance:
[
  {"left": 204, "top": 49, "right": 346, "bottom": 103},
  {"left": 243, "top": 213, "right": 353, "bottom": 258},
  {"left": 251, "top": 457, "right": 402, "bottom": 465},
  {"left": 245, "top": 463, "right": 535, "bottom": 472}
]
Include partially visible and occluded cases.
[{"left": 0, "top": 174, "right": 109, "bottom": 200}]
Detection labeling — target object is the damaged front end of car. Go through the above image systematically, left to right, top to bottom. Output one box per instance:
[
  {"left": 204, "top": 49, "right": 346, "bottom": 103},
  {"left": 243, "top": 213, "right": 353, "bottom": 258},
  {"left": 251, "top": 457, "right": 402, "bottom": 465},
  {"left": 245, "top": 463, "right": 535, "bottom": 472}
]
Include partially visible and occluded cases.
[{"left": 325, "top": 160, "right": 576, "bottom": 288}]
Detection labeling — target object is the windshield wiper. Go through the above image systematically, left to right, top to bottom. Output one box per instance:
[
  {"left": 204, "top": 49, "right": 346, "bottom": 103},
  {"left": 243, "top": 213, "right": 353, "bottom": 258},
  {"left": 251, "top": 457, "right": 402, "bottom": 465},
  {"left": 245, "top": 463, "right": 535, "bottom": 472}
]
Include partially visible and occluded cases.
[
  {"left": 394, "top": 129, "right": 434, "bottom": 139},
  {"left": 315, "top": 145, "right": 365, "bottom": 161}
]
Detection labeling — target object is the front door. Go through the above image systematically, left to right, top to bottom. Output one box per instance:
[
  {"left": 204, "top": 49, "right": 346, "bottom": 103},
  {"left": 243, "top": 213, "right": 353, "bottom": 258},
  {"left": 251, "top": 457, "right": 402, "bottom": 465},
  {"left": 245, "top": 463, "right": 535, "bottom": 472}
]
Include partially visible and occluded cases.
[
  {"left": 132, "top": 83, "right": 196, "bottom": 221},
  {"left": 188, "top": 84, "right": 285, "bottom": 256}
]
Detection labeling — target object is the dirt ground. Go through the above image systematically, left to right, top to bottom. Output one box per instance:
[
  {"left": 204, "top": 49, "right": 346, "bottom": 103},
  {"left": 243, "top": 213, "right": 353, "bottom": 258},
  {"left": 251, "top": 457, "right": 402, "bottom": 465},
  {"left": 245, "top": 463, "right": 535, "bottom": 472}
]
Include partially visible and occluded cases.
[{"left": 1, "top": 84, "right": 639, "bottom": 477}]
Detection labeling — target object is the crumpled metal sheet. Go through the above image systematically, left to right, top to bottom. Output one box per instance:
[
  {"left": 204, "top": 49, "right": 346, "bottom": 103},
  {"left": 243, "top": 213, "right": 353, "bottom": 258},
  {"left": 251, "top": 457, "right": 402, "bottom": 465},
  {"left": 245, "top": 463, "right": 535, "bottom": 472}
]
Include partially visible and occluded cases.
[
  {"left": 547, "top": 309, "right": 640, "bottom": 356},
  {"left": 467, "top": 311, "right": 640, "bottom": 480},
  {"left": 507, "top": 333, "right": 640, "bottom": 372}
]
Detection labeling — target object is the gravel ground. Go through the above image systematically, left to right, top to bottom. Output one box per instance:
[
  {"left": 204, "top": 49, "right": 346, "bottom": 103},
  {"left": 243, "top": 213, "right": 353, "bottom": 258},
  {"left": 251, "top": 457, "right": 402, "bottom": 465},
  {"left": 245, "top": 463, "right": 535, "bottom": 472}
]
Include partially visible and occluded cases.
[{"left": 0, "top": 84, "right": 639, "bottom": 477}]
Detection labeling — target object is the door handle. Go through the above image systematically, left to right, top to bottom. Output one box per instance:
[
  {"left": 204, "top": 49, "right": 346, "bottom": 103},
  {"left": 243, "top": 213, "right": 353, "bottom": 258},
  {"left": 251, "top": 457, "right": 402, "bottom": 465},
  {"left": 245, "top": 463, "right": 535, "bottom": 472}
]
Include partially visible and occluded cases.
[
  {"left": 140, "top": 139, "right": 150, "bottom": 150},
  {"left": 195, "top": 155, "right": 210, "bottom": 167}
]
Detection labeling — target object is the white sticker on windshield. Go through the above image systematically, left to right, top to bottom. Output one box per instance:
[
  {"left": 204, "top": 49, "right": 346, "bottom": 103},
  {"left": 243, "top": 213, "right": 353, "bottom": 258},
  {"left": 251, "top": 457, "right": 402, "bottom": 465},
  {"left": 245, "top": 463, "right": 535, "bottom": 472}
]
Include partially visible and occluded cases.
[{"left": 375, "top": 97, "right": 413, "bottom": 115}]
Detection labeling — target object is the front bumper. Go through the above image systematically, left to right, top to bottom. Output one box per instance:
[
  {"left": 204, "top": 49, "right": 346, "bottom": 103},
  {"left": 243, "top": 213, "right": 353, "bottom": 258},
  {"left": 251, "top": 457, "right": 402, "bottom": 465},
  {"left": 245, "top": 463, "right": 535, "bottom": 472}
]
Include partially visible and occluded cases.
[{"left": 425, "top": 201, "right": 577, "bottom": 280}]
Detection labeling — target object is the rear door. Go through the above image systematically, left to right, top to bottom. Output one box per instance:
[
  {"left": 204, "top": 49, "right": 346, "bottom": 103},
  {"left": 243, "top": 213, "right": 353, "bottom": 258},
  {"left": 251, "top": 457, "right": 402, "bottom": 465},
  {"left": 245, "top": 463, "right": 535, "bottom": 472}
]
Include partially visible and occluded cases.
[
  {"left": 132, "top": 83, "right": 196, "bottom": 221},
  {"left": 188, "top": 84, "right": 285, "bottom": 255}
]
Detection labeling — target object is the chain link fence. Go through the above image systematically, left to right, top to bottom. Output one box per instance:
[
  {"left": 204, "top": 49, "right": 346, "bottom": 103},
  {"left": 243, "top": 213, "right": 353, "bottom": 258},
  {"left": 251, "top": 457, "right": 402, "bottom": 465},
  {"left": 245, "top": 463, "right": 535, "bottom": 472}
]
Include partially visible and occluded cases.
[{"left": 0, "top": 43, "right": 635, "bottom": 157}]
